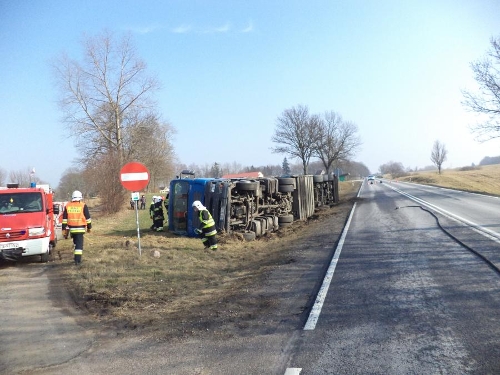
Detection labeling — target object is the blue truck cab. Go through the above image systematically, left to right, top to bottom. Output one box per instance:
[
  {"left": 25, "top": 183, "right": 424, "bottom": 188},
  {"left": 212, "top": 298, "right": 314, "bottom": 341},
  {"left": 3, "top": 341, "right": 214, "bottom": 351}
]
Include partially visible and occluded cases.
[{"left": 169, "top": 175, "right": 210, "bottom": 236}]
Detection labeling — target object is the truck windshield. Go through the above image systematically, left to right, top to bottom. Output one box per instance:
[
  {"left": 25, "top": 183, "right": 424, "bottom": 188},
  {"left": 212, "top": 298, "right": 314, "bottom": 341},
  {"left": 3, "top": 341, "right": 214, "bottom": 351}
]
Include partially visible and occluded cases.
[
  {"left": 171, "top": 181, "right": 189, "bottom": 232},
  {"left": 0, "top": 192, "right": 43, "bottom": 214}
]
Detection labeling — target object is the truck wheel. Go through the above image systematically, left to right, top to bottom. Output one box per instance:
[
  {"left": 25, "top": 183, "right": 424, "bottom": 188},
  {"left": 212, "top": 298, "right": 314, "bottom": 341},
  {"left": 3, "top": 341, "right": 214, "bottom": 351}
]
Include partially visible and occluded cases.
[
  {"left": 278, "top": 177, "right": 295, "bottom": 185},
  {"left": 236, "top": 181, "right": 259, "bottom": 192},
  {"left": 278, "top": 184, "right": 294, "bottom": 193},
  {"left": 278, "top": 214, "right": 294, "bottom": 224},
  {"left": 242, "top": 231, "right": 256, "bottom": 241},
  {"left": 42, "top": 243, "right": 54, "bottom": 263},
  {"left": 40, "top": 248, "right": 50, "bottom": 263}
]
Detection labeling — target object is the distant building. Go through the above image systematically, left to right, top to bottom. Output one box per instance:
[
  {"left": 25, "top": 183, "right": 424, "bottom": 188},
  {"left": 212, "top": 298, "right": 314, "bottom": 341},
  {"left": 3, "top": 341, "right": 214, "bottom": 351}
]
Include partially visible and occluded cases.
[{"left": 221, "top": 171, "right": 263, "bottom": 179}]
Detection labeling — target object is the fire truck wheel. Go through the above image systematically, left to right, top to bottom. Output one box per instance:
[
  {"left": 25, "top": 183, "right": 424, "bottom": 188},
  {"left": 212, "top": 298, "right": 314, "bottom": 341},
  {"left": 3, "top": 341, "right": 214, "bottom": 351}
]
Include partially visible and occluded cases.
[
  {"left": 41, "top": 243, "right": 54, "bottom": 263},
  {"left": 40, "top": 249, "right": 50, "bottom": 263}
]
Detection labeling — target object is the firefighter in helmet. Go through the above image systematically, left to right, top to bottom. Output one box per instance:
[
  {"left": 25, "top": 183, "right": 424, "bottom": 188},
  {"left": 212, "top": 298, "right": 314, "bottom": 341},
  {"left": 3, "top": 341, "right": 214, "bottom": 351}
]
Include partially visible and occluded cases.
[
  {"left": 62, "top": 190, "right": 92, "bottom": 265},
  {"left": 150, "top": 196, "right": 164, "bottom": 231},
  {"left": 192, "top": 200, "right": 218, "bottom": 251}
]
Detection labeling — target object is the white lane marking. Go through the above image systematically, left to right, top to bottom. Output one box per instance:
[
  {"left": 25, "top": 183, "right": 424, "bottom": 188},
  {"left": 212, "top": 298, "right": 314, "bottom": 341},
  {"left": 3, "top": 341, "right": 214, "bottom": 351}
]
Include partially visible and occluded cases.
[
  {"left": 385, "top": 184, "right": 500, "bottom": 244},
  {"left": 303, "top": 202, "right": 357, "bottom": 330},
  {"left": 284, "top": 368, "right": 302, "bottom": 374}
]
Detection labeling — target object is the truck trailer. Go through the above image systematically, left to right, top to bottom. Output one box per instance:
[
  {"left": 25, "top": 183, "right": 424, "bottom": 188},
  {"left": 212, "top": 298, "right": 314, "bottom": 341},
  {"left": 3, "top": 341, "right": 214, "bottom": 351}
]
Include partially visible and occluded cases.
[{"left": 168, "top": 171, "right": 339, "bottom": 240}]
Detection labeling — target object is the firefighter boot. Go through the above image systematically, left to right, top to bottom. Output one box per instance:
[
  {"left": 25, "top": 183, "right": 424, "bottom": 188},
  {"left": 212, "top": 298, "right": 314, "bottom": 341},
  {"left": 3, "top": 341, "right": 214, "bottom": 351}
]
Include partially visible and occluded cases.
[
  {"left": 74, "top": 249, "right": 83, "bottom": 265},
  {"left": 74, "top": 254, "right": 82, "bottom": 265}
]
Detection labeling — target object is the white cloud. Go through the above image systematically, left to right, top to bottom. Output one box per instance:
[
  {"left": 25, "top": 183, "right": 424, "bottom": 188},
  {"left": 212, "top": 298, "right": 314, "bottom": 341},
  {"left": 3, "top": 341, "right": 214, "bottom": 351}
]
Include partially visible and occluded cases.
[
  {"left": 213, "top": 22, "right": 231, "bottom": 33},
  {"left": 128, "top": 24, "right": 163, "bottom": 35},
  {"left": 172, "top": 24, "right": 192, "bottom": 34}
]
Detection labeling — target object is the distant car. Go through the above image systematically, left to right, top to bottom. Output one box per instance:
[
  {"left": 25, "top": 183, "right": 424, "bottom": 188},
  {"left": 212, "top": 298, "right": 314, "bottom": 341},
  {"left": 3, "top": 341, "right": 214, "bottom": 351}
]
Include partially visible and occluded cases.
[{"left": 368, "top": 175, "right": 375, "bottom": 184}]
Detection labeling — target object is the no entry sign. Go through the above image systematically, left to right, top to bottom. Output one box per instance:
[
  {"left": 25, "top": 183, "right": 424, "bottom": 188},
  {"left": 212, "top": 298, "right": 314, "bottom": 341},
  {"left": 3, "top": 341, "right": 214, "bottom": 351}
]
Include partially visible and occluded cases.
[{"left": 120, "top": 162, "right": 150, "bottom": 191}]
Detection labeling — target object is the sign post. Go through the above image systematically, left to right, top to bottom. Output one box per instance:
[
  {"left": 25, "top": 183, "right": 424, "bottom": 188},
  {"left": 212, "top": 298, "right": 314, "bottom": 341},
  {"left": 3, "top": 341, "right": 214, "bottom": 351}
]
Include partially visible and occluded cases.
[{"left": 120, "top": 162, "right": 150, "bottom": 257}]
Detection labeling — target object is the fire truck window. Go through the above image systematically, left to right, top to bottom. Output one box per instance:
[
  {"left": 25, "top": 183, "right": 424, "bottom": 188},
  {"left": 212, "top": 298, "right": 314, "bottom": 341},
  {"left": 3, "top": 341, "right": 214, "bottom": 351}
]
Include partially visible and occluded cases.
[{"left": 24, "top": 194, "right": 42, "bottom": 211}]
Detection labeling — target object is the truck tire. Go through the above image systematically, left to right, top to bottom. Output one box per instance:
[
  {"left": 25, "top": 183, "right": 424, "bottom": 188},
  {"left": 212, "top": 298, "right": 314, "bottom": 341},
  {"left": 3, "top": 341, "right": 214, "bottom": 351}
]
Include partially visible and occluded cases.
[
  {"left": 278, "top": 177, "right": 295, "bottom": 185},
  {"left": 236, "top": 181, "right": 259, "bottom": 192},
  {"left": 278, "top": 184, "right": 294, "bottom": 193},
  {"left": 278, "top": 214, "right": 294, "bottom": 224},
  {"left": 242, "top": 231, "right": 256, "bottom": 241},
  {"left": 40, "top": 250, "right": 52, "bottom": 263}
]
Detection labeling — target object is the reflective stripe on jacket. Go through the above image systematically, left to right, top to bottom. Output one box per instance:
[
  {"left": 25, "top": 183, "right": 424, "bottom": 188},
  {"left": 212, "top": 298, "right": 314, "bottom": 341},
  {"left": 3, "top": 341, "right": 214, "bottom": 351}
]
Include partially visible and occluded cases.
[
  {"left": 62, "top": 201, "right": 91, "bottom": 233},
  {"left": 199, "top": 209, "right": 217, "bottom": 237}
]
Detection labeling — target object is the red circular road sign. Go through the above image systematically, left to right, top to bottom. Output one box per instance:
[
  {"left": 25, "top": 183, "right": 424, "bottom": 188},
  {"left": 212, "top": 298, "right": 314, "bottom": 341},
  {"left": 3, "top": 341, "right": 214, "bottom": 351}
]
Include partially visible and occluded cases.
[{"left": 120, "top": 162, "right": 150, "bottom": 191}]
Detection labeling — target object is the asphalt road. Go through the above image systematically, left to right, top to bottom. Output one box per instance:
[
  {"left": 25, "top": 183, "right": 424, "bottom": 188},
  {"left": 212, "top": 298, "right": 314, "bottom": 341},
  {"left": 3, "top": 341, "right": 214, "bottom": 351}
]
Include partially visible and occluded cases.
[{"left": 289, "top": 180, "right": 500, "bottom": 374}]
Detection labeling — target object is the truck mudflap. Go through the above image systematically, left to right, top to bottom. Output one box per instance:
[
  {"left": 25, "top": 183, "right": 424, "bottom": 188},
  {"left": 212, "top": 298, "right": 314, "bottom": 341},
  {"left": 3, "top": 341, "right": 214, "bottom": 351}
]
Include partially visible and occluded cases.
[{"left": 0, "top": 247, "right": 24, "bottom": 262}]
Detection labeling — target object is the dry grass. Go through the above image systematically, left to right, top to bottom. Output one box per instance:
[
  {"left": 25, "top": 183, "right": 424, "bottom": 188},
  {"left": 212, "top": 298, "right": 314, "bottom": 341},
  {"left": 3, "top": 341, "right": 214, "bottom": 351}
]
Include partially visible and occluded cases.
[
  {"left": 397, "top": 164, "right": 500, "bottom": 196},
  {"left": 56, "top": 181, "right": 362, "bottom": 331}
]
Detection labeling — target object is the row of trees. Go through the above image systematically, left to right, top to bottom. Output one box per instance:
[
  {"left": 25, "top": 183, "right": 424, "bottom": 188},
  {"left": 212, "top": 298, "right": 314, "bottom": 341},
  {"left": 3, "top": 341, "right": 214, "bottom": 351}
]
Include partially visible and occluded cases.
[
  {"left": 271, "top": 105, "right": 362, "bottom": 175},
  {"left": 173, "top": 158, "right": 370, "bottom": 180}
]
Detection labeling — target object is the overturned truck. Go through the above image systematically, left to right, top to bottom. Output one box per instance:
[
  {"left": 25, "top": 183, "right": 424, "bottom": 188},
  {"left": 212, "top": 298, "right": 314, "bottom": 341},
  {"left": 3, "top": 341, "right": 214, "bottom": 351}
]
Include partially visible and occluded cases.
[{"left": 168, "top": 171, "right": 339, "bottom": 240}]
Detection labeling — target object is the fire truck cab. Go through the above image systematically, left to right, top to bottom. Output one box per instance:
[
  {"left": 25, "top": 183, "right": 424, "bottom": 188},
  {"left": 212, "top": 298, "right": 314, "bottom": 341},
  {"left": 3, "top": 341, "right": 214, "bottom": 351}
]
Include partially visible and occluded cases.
[{"left": 0, "top": 183, "right": 59, "bottom": 262}]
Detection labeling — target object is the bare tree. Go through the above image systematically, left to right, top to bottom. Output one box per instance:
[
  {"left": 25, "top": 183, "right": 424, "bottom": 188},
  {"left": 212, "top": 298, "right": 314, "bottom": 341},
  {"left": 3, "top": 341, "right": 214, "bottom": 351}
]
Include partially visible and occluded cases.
[
  {"left": 53, "top": 30, "right": 160, "bottom": 163},
  {"left": 53, "top": 31, "right": 175, "bottom": 212},
  {"left": 462, "top": 35, "right": 500, "bottom": 141},
  {"left": 272, "top": 105, "right": 320, "bottom": 174},
  {"left": 313, "top": 111, "right": 362, "bottom": 174},
  {"left": 430, "top": 140, "right": 448, "bottom": 174}
]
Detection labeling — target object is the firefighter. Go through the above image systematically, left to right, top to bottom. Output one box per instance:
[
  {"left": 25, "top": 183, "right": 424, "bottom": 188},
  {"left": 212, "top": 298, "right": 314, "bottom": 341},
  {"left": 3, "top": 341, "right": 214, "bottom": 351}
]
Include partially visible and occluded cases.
[
  {"left": 62, "top": 190, "right": 92, "bottom": 265},
  {"left": 150, "top": 196, "right": 164, "bottom": 231},
  {"left": 192, "top": 200, "right": 218, "bottom": 251}
]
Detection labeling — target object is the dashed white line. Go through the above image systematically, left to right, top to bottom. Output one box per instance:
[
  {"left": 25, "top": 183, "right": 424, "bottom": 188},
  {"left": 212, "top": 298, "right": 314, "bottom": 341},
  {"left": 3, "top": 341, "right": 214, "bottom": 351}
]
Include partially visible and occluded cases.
[{"left": 284, "top": 368, "right": 302, "bottom": 374}]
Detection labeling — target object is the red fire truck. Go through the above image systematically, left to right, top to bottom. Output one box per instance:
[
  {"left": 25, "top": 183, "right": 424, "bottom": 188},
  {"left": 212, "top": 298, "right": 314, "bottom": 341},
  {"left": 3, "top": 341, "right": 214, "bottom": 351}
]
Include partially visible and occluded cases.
[{"left": 0, "top": 184, "right": 59, "bottom": 262}]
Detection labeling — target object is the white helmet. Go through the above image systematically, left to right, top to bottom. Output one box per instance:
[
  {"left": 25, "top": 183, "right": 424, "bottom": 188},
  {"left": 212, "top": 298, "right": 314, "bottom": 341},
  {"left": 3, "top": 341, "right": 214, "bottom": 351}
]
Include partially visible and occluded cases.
[
  {"left": 71, "top": 190, "right": 83, "bottom": 201},
  {"left": 192, "top": 200, "right": 205, "bottom": 210}
]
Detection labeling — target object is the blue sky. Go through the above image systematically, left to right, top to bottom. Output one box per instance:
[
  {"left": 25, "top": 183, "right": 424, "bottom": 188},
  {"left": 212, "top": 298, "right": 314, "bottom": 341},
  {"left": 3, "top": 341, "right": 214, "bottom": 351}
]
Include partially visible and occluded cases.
[{"left": 1, "top": 0, "right": 500, "bottom": 186}]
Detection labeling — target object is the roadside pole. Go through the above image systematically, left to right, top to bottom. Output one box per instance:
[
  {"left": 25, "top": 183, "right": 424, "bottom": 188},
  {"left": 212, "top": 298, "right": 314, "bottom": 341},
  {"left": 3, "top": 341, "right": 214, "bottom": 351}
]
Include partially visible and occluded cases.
[
  {"left": 120, "top": 162, "right": 150, "bottom": 258},
  {"left": 131, "top": 192, "right": 142, "bottom": 256}
]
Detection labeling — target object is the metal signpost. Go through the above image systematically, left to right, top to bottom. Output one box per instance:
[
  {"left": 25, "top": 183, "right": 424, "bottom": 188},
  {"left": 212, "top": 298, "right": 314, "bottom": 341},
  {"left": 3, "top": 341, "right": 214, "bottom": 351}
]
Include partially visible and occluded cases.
[{"left": 119, "top": 162, "right": 150, "bottom": 256}]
